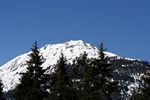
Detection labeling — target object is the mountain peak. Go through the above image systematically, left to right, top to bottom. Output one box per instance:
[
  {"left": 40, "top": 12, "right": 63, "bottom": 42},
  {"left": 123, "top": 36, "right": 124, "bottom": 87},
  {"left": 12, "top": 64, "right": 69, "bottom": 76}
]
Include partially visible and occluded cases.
[
  {"left": 42, "top": 40, "right": 89, "bottom": 51},
  {"left": 65, "top": 40, "right": 85, "bottom": 45}
]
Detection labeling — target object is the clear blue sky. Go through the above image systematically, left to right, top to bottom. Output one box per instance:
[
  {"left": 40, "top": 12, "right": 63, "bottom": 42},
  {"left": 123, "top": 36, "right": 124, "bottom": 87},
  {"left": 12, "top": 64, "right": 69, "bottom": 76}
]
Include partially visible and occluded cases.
[{"left": 0, "top": 0, "right": 150, "bottom": 65}]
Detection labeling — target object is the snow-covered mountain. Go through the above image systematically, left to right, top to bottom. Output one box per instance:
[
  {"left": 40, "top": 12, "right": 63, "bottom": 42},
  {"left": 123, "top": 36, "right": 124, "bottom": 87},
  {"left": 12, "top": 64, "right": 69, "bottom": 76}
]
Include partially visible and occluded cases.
[
  {"left": 0, "top": 40, "right": 149, "bottom": 100},
  {"left": 0, "top": 40, "right": 118, "bottom": 92}
]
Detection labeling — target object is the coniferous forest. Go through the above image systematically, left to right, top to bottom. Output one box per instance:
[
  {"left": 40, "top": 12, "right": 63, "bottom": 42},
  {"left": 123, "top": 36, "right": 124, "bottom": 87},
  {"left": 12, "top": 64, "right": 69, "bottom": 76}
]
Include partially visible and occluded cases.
[{"left": 0, "top": 41, "right": 149, "bottom": 100}]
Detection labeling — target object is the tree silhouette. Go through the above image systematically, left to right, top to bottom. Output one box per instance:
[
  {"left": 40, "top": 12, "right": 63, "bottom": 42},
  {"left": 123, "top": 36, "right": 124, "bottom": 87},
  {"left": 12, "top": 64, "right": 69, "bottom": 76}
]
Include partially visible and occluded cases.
[{"left": 14, "top": 42, "right": 48, "bottom": 100}]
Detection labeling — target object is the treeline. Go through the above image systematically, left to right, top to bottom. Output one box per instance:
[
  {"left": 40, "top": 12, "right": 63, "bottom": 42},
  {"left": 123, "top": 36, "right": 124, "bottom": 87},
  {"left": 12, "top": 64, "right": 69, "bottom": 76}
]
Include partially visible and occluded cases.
[{"left": 0, "top": 42, "right": 149, "bottom": 100}]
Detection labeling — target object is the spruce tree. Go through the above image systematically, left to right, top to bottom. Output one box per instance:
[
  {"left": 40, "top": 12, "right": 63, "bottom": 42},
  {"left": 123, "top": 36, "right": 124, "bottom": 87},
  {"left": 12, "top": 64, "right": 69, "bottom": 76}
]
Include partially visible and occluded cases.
[
  {"left": 14, "top": 41, "right": 48, "bottom": 100},
  {"left": 91, "top": 42, "right": 118, "bottom": 100},
  {"left": 72, "top": 52, "right": 94, "bottom": 100},
  {"left": 50, "top": 54, "right": 76, "bottom": 100},
  {"left": 0, "top": 80, "right": 5, "bottom": 100}
]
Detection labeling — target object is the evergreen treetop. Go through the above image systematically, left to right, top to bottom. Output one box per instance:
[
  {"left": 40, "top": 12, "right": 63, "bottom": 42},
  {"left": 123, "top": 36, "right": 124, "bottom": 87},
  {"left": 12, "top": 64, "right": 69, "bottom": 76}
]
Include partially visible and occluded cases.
[
  {"left": 14, "top": 41, "right": 48, "bottom": 100},
  {"left": 91, "top": 42, "right": 118, "bottom": 100},
  {"left": 50, "top": 53, "right": 76, "bottom": 100},
  {"left": 0, "top": 80, "right": 5, "bottom": 100}
]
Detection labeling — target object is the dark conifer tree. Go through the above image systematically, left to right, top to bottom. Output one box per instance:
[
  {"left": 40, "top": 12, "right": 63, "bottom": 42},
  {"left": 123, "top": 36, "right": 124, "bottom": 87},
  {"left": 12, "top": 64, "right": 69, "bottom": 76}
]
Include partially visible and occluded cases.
[
  {"left": 13, "top": 41, "right": 48, "bottom": 100},
  {"left": 91, "top": 42, "right": 118, "bottom": 100},
  {"left": 72, "top": 43, "right": 118, "bottom": 100},
  {"left": 72, "top": 52, "right": 94, "bottom": 100},
  {"left": 50, "top": 54, "right": 76, "bottom": 100},
  {"left": 0, "top": 80, "right": 5, "bottom": 100}
]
